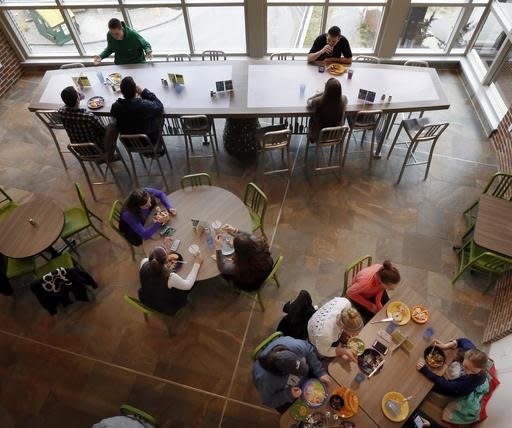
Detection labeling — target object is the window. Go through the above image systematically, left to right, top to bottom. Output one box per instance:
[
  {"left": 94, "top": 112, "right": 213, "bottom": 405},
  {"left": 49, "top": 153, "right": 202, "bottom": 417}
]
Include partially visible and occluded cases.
[
  {"left": 495, "top": 0, "right": 512, "bottom": 23},
  {"left": 451, "top": 7, "right": 485, "bottom": 53},
  {"left": 473, "top": 11, "right": 507, "bottom": 68},
  {"left": 492, "top": 48, "right": 512, "bottom": 107}
]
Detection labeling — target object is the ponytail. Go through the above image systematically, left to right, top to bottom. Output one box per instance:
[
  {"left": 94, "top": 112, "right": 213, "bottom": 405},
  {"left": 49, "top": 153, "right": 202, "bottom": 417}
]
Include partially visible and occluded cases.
[{"left": 379, "top": 260, "right": 400, "bottom": 285}]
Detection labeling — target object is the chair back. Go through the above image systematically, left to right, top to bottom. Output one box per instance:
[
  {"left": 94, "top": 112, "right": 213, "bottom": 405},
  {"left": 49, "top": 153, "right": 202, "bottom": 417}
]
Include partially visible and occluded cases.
[
  {"left": 201, "top": 50, "right": 226, "bottom": 61},
  {"left": 270, "top": 53, "right": 295, "bottom": 60},
  {"left": 166, "top": 54, "right": 191, "bottom": 62},
  {"left": 354, "top": 55, "right": 380, "bottom": 63},
  {"left": 404, "top": 60, "right": 429, "bottom": 67},
  {"left": 60, "top": 63, "right": 85, "bottom": 69},
  {"left": 35, "top": 110, "right": 64, "bottom": 130},
  {"left": 352, "top": 110, "right": 383, "bottom": 131},
  {"left": 180, "top": 115, "right": 210, "bottom": 134},
  {"left": 413, "top": 122, "right": 449, "bottom": 144},
  {"left": 317, "top": 125, "right": 349, "bottom": 147},
  {"left": 260, "top": 129, "right": 291, "bottom": 150},
  {"left": 119, "top": 134, "right": 155, "bottom": 155},
  {"left": 68, "top": 143, "right": 105, "bottom": 162},
  {"left": 483, "top": 172, "right": 512, "bottom": 201},
  {"left": 181, "top": 173, "right": 212, "bottom": 188},
  {"left": 74, "top": 182, "right": 94, "bottom": 224},
  {"left": 244, "top": 182, "right": 268, "bottom": 223},
  {"left": 0, "top": 187, "right": 13, "bottom": 208},
  {"left": 109, "top": 200, "right": 122, "bottom": 234},
  {"left": 474, "top": 249, "right": 512, "bottom": 274},
  {"left": 35, "top": 252, "right": 74, "bottom": 278},
  {"left": 263, "top": 255, "right": 284, "bottom": 286},
  {"left": 343, "top": 255, "right": 373, "bottom": 296},
  {"left": 124, "top": 294, "right": 159, "bottom": 316},
  {"left": 251, "top": 331, "right": 283, "bottom": 360},
  {"left": 120, "top": 404, "right": 157, "bottom": 427}
]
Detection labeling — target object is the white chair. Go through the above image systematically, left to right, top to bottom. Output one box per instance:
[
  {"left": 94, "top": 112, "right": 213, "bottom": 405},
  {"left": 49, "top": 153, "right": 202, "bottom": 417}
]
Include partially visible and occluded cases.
[
  {"left": 201, "top": 50, "right": 226, "bottom": 61},
  {"left": 270, "top": 53, "right": 295, "bottom": 61},
  {"left": 166, "top": 54, "right": 191, "bottom": 62},
  {"left": 353, "top": 56, "right": 380, "bottom": 64},
  {"left": 34, "top": 110, "right": 68, "bottom": 169},
  {"left": 343, "top": 110, "right": 383, "bottom": 169},
  {"left": 257, "top": 129, "right": 292, "bottom": 177}
]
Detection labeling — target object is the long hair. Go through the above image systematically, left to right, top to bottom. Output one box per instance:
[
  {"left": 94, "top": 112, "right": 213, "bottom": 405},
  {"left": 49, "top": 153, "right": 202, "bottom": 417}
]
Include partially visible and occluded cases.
[
  {"left": 317, "top": 78, "right": 342, "bottom": 117},
  {"left": 121, "top": 189, "right": 155, "bottom": 223},
  {"left": 233, "top": 232, "right": 271, "bottom": 281},
  {"left": 147, "top": 246, "right": 170, "bottom": 280}
]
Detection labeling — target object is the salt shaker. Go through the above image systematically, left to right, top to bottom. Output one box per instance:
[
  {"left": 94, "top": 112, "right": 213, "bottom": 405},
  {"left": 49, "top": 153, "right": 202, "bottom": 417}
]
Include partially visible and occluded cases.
[
  {"left": 381, "top": 94, "right": 386, "bottom": 101},
  {"left": 388, "top": 95, "right": 392, "bottom": 102}
]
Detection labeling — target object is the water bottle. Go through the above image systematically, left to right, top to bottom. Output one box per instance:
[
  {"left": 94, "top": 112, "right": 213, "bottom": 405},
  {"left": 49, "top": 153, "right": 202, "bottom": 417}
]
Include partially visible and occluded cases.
[{"left": 205, "top": 227, "right": 214, "bottom": 250}]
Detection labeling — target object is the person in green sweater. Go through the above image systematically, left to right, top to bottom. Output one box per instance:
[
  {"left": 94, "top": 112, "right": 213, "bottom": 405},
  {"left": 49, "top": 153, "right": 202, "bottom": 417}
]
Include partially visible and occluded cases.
[{"left": 94, "top": 18, "right": 152, "bottom": 65}]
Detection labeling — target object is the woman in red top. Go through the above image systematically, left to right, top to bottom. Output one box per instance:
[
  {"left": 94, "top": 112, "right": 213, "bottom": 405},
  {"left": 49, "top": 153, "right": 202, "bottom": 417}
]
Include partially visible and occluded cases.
[{"left": 346, "top": 260, "right": 400, "bottom": 322}]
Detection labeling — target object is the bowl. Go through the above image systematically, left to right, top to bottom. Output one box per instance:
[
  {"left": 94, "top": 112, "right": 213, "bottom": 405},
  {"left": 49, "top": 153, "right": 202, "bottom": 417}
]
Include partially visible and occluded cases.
[
  {"left": 166, "top": 251, "right": 183, "bottom": 273},
  {"left": 386, "top": 301, "right": 411, "bottom": 325},
  {"left": 411, "top": 305, "right": 429, "bottom": 324},
  {"left": 347, "top": 337, "right": 365, "bottom": 356},
  {"left": 424, "top": 346, "right": 446, "bottom": 369},
  {"left": 357, "top": 348, "right": 384, "bottom": 376},
  {"left": 301, "top": 379, "right": 328, "bottom": 408},
  {"left": 381, "top": 391, "right": 409, "bottom": 422},
  {"left": 329, "top": 394, "right": 344, "bottom": 410}
]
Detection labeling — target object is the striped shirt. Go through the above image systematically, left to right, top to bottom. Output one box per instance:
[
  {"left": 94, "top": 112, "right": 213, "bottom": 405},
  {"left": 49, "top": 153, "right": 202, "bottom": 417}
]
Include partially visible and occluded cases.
[{"left": 58, "top": 106, "right": 105, "bottom": 148}]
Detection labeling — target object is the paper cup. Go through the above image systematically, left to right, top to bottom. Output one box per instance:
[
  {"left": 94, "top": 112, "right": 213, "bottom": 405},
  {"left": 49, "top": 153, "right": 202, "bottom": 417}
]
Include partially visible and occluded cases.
[
  {"left": 211, "top": 220, "right": 222, "bottom": 234},
  {"left": 188, "top": 244, "right": 200, "bottom": 256}
]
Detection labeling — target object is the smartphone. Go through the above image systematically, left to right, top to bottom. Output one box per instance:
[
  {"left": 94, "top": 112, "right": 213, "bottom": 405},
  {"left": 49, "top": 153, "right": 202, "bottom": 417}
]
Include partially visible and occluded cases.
[{"left": 372, "top": 340, "right": 389, "bottom": 355}]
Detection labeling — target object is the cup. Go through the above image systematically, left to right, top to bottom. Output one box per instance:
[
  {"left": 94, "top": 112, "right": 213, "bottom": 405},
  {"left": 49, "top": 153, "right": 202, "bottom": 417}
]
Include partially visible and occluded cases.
[
  {"left": 347, "top": 69, "right": 354, "bottom": 79},
  {"left": 299, "top": 83, "right": 306, "bottom": 97},
  {"left": 211, "top": 220, "right": 222, "bottom": 234},
  {"left": 188, "top": 244, "right": 200, "bottom": 256},
  {"left": 386, "top": 321, "right": 398, "bottom": 334},
  {"left": 423, "top": 327, "right": 435, "bottom": 341},
  {"left": 354, "top": 372, "right": 365, "bottom": 384}
]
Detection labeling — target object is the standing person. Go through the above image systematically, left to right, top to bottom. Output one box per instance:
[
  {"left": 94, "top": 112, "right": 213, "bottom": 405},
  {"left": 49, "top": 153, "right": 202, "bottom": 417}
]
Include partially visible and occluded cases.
[
  {"left": 94, "top": 18, "right": 152, "bottom": 65},
  {"left": 307, "top": 26, "right": 352, "bottom": 64},
  {"left": 110, "top": 77, "right": 164, "bottom": 144},
  {"left": 307, "top": 78, "right": 348, "bottom": 142},
  {"left": 119, "top": 188, "right": 176, "bottom": 246},
  {"left": 139, "top": 246, "right": 202, "bottom": 316},
  {"left": 346, "top": 260, "right": 400, "bottom": 322},
  {"left": 308, "top": 298, "right": 364, "bottom": 360},
  {"left": 252, "top": 335, "right": 331, "bottom": 412}
]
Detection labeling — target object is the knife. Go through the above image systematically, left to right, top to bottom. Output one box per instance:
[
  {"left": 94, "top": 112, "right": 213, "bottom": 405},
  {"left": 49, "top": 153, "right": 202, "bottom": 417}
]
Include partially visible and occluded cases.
[
  {"left": 370, "top": 317, "right": 394, "bottom": 324},
  {"left": 368, "top": 360, "right": 384, "bottom": 379}
]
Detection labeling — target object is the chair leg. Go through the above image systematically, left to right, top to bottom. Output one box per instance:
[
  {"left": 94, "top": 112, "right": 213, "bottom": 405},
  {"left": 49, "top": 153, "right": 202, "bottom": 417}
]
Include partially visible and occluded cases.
[
  {"left": 385, "top": 113, "right": 398, "bottom": 140},
  {"left": 211, "top": 120, "right": 219, "bottom": 151},
  {"left": 387, "top": 123, "right": 403, "bottom": 159},
  {"left": 50, "top": 128, "right": 67, "bottom": 169},
  {"left": 342, "top": 129, "right": 353, "bottom": 167},
  {"left": 369, "top": 130, "right": 375, "bottom": 169},
  {"left": 184, "top": 136, "right": 191, "bottom": 172},
  {"left": 304, "top": 140, "right": 310, "bottom": 166},
  {"left": 424, "top": 140, "right": 437, "bottom": 180},
  {"left": 396, "top": 143, "right": 414, "bottom": 185},
  {"left": 164, "top": 145, "right": 173, "bottom": 170},
  {"left": 287, "top": 146, "right": 291, "bottom": 177},
  {"left": 127, "top": 152, "right": 139, "bottom": 188},
  {"left": 155, "top": 157, "right": 169, "bottom": 191},
  {"left": 79, "top": 161, "right": 97, "bottom": 201},
  {"left": 108, "top": 162, "right": 123, "bottom": 194},
  {"left": 90, "top": 222, "right": 110, "bottom": 241},
  {"left": 274, "top": 274, "right": 281, "bottom": 288},
  {"left": 257, "top": 292, "right": 265, "bottom": 312}
]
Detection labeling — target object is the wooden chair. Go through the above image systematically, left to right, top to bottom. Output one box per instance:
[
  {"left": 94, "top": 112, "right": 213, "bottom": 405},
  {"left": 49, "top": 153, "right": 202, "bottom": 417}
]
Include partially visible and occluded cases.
[
  {"left": 201, "top": 50, "right": 226, "bottom": 61},
  {"left": 270, "top": 53, "right": 295, "bottom": 61},
  {"left": 166, "top": 54, "right": 191, "bottom": 62},
  {"left": 354, "top": 56, "right": 380, "bottom": 64},
  {"left": 60, "top": 63, "right": 85, "bottom": 69},
  {"left": 34, "top": 110, "right": 69, "bottom": 169},
  {"left": 343, "top": 110, "right": 383, "bottom": 169},
  {"left": 179, "top": 115, "right": 218, "bottom": 172},
  {"left": 387, "top": 118, "right": 449, "bottom": 184},
  {"left": 304, "top": 125, "right": 349, "bottom": 181},
  {"left": 257, "top": 128, "right": 292, "bottom": 177},
  {"left": 181, "top": 173, "right": 212, "bottom": 188},
  {"left": 244, "top": 182, "right": 268, "bottom": 240},
  {"left": 0, "top": 187, "right": 18, "bottom": 223},
  {"left": 109, "top": 200, "right": 136, "bottom": 261},
  {"left": 343, "top": 255, "right": 372, "bottom": 296},
  {"left": 239, "top": 256, "right": 283, "bottom": 312},
  {"left": 124, "top": 295, "right": 173, "bottom": 337},
  {"left": 252, "top": 331, "right": 283, "bottom": 360},
  {"left": 120, "top": 404, "right": 157, "bottom": 427}
]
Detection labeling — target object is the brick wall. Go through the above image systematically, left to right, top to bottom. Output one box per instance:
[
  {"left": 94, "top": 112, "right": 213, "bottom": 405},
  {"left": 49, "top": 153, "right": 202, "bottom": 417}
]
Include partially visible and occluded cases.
[
  {"left": 0, "top": 27, "right": 23, "bottom": 98},
  {"left": 490, "top": 107, "right": 512, "bottom": 173}
]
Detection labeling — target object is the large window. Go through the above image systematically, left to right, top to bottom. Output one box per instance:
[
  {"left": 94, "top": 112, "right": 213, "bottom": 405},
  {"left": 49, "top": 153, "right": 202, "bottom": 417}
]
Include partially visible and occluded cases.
[{"left": 492, "top": 47, "right": 512, "bottom": 107}]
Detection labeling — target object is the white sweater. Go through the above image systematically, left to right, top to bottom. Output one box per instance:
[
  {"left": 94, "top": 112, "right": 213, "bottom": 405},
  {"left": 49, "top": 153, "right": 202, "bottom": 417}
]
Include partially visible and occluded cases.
[{"left": 140, "top": 258, "right": 200, "bottom": 291}]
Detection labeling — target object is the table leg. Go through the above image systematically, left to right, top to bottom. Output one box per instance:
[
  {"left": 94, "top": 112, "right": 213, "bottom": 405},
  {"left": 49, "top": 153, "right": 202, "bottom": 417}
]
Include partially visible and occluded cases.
[{"left": 374, "top": 112, "right": 394, "bottom": 158}]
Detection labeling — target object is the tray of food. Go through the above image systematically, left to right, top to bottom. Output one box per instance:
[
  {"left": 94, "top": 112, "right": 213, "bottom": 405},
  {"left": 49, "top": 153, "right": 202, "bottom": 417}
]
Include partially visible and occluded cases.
[
  {"left": 327, "top": 63, "right": 347, "bottom": 76},
  {"left": 87, "top": 96, "right": 104, "bottom": 110},
  {"left": 166, "top": 252, "right": 183, "bottom": 273},
  {"left": 387, "top": 301, "right": 411, "bottom": 325},
  {"left": 411, "top": 305, "right": 429, "bottom": 324},
  {"left": 347, "top": 337, "right": 365, "bottom": 356},
  {"left": 424, "top": 346, "right": 445, "bottom": 369},
  {"left": 358, "top": 348, "right": 384, "bottom": 376},
  {"left": 302, "top": 379, "right": 328, "bottom": 408}
]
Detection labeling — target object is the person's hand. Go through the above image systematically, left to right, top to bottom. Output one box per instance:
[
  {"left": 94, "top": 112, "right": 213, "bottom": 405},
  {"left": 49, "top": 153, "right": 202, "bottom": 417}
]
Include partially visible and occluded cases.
[
  {"left": 322, "top": 44, "right": 333, "bottom": 55},
  {"left": 146, "top": 51, "right": 153, "bottom": 60},
  {"left": 93, "top": 55, "right": 102, "bottom": 65},
  {"left": 135, "top": 84, "right": 144, "bottom": 95},
  {"left": 169, "top": 208, "right": 177, "bottom": 216},
  {"left": 155, "top": 215, "right": 167, "bottom": 225},
  {"left": 222, "top": 224, "right": 237, "bottom": 235},
  {"left": 215, "top": 234, "right": 223, "bottom": 250},
  {"left": 193, "top": 253, "right": 203, "bottom": 264},
  {"left": 370, "top": 303, "right": 378, "bottom": 313},
  {"left": 335, "top": 346, "right": 358, "bottom": 363},
  {"left": 416, "top": 358, "right": 426, "bottom": 371},
  {"left": 319, "top": 374, "right": 331, "bottom": 386},
  {"left": 291, "top": 386, "right": 302, "bottom": 399}
]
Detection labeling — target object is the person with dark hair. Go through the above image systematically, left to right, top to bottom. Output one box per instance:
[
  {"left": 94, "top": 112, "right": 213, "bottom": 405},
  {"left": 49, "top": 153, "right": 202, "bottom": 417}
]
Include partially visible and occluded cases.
[
  {"left": 94, "top": 18, "right": 152, "bottom": 65},
  {"left": 307, "top": 26, "right": 352, "bottom": 64},
  {"left": 110, "top": 77, "right": 164, "bottom": 144},
  {"left": 307, "top": 78, "right": 348, "bottom": 142},
  {"left": 58, "top": 86, "right": 119, "bottom": 158},
  {"left": 119, "top": 187, "right": 176, "bottom": 246},
  {"left": 214, "top": 224, "right": 273, "bottom": 292},
  {"left": 139, "top": 246, "right": 202, "bottom": 315},
  {"left": 346, "top": 260, "right": 400, "bottom": 322},
  {"left": 276, "top": 290, "right": 316, "bottom": 340},
  {"left": 252, "top": 335, "right": 330, "bottom": 412},
  {"left": 416, "top": 338, "right": 489, "bottom": 397}
]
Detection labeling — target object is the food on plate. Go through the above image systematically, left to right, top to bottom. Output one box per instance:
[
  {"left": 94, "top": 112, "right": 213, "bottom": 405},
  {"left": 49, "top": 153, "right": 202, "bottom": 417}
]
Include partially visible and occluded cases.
[
  {"left": 327, "top": 63, "right": 347, "bottom": 76},
  {"left": 108, "top": 72, "right": 122, "bottom": 84},
  {"left": 87, "top": 97, "right": 104, "bottom": 109},
  {"left": 166, "top": 253, "right": 181, "bottom": 271},
  {"left": 387, "top": 301, "right": 411, "bottom": 325},
  {"left": 411, "top": 305, "right": 429, "bottom": 323},
  {"left": 347, "top": 337, "right": 365, "bottom": 356},
  {"left": 358, "top": 348, "right": 384, "bottom": 375},
  {"left": 425, "top": 349, "right": 445, "bottom": 369},
  {"left": 302, "top": 379, "right": 327, "bottom": 408},
  {"left": 332, "top": 386, "right": 359, "bottom": 418},
  {"left": 289, "top": 400, "right": 309, "bottom": 421}
]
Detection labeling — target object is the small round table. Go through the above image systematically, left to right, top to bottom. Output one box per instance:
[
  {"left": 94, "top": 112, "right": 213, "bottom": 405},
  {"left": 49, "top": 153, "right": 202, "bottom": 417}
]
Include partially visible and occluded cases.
[
  {"left": 142, "top": 186, "right": 252, "bottom": 281},
  {"left": 0, "top": 198, "right": 65, "bottom": 258}
]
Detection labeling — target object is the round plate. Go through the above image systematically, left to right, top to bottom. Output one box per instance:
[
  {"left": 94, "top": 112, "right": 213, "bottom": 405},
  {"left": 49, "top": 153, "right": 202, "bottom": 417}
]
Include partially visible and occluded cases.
[
  {"left": 327, "top": 63, "right": 347, "bottom": 76},
  {"left": 108, "top": 72, "right": 122, "bottom": 84},
  {"left": 87, "top": 96, "right": 104, "bottom": 110},
  {"left": 167, "top": 251, "right": 183, "bottom": 273},
  {"left": 386, "top": 301, "right": 411, "bottom": 325},
  {"left": 411, "top": 304, "right": 429, "bottom": 324},
  {"left": 347, "top": 337, "right": 365, "bottom": 356},
  {"left": 358, "top": 348, "right": 384, "bottom": 376},
  {"left": 302, "top": 379, "right": 328, "bottom": 408},
  {"left": 333, "top": 386, "right": 359, "bottom": 418},
  {"left": 381, "top": 391, "right": 409, "bottom": 422},
  {"left": 289, "top": 399, "right": 309, "bottom": 422}
]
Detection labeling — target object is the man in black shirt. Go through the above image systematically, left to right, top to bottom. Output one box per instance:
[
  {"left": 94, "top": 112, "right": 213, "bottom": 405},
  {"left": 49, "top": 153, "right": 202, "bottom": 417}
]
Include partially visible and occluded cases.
[{"left": 308, "top": 26, "right": 352, "bottom": 64}]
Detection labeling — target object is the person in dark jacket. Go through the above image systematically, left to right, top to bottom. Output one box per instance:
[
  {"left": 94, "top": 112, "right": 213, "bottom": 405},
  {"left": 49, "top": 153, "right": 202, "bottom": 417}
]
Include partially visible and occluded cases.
[
  {"left": 110, "top": 76, "right": 164, "bottom": 144},
  {"left": 214, "top": 224, "right": 273, "bottom": 292},
  {"left": 276, "top": 290, "right": 316, "bottom": 340},
  {"left": 416, "top": 338, "right": 488, "bottom": 397}
]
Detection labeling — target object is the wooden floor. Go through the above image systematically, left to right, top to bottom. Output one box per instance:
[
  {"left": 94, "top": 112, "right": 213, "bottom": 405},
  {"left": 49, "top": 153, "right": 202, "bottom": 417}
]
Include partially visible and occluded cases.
[{"left": 0, "top": 68, "right": 499, "bottom": 427}]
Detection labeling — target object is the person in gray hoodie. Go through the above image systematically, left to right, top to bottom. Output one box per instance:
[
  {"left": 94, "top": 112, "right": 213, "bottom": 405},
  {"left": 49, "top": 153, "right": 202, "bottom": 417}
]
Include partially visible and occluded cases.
[{"left": 252, "top": 336, "right": 331, "bottom": 413}]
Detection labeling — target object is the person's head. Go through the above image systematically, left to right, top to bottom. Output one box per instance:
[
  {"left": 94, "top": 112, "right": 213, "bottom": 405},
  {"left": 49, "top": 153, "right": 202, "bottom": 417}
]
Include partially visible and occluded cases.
[
  {"left": 108, "top": 18, "right": 124, "bottom": 41},
  {"left": 327, "top": 26, "right": 342, "bottom": 47},
  {"left": 120, "top": 76, "right": 137, "bottom": 100},
  {"left": 323, "top": 78, "right": 342, "bottom": 103},
  {"left": 61, "top": 86, "right": 80, "bottom": 108},
  {"left": 122, "top": 188, "right": 154, "bottom": 220},
  {"left": 233, "top": 232, "right": 269, "bottom": 263},
  {"left": 147, "top": 246, "right": 169, "bottom": 278},
  {"left": 378, "top": 260, "right": 400, "bottom": 290},
  {"left": 336, "top": 307, "right": 364, "bottom": 340},
  {"left": 257, "top": 345, "right": 309, "bottom": 376},
  {"left": 462, "top": 348, "right": 488, "bottom": 375}
]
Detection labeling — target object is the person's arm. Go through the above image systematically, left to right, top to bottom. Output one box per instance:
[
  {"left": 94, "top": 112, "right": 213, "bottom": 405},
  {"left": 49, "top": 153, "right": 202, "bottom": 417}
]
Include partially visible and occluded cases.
[
  {"left": 134, "top": 31, "right": 152, "bottom": 54},
  {"left": 99, "top": 35, "right": 114, "bottom": 60},
  {"left": 307, "top": 36, "right": 328, "bottom": 63},
  {"left": 339, "top": 37, "right": 352, "bottom": 65},
  {"left": 140, "top": 89, "right": 164, "bottom": 115},
  {"left": 307, "top": 94, "right": 321, "bottom": 109},
  {"left": 146, "top": 187, "right": 172, "bottom": 209},
  {"left": 121, "top": 211, "right": 160, "bottom": 240},
  {"left": 216, "top": 250, "right": 236, "bottom": 276},
  {"left": 140, "top": 258, "right": 148, "bottom": 269},
  {"left": 168, "top": 263, "right": 200, "bottom": 291},
  {"left": 346, "top": 283, "right": 376, "bottom": 313},
  {"left": 375, "top": 288, "right": 385, "bottom": 311},
  {"left": 456, "top": 338, "right": 475, "bottom": 351},
  {"left": 303, "top": 342, "right": 328, "bottom": 378},
  {"left": 419, "top": 366, "right": 482, "bottom": 397}
]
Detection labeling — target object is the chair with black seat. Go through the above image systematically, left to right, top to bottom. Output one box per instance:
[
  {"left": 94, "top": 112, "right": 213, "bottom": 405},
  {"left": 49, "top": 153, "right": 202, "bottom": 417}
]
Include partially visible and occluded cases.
[
  {"left": 201, "top": 50, "right": 226, "bottom": 61},
  {"left": 270, "top": 53, "right": 295, "bottom": 61},
  {"left": 166, "top": 54, "right": 191, "bottom": 62},
  {"left": 353, "top": 55, "right": 380, "bottom": 63},
  {"left": 60, "top": 63, "right": 85, "bottom": 69},
  {"left": 34, "top": 110, "right": 69, "bottom": 169},
  {"left": 343, "top": 110, "right": 383, "bottom": 168},
  {"left": 179, "top": 115, "right": 218, "bottom": 172},
  {"left": 387, "top": 117, "right": 449, "bottom": 184},
  {"left": 304, "top": 125, "right": 349, "bottom": 181},
  {"left": 257, "top": 128, "right": 292, "bottom": 177},
  {"left": 118, "top": 134, "right": 172, "bottom": 190},
  {"left": 68, "top": 142, "right": 131, "bottom": 201},
  {"left": 181, "top": 173, "right": 212, "bottom": 188},
  {"left": 0, "top": 187, "right": 18, "bottom": 223}
]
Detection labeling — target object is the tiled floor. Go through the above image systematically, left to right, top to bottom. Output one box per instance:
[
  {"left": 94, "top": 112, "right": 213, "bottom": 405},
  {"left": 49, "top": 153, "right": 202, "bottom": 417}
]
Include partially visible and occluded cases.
[{"left": 0, "top": 68, "right": 498, "bottom": 427}]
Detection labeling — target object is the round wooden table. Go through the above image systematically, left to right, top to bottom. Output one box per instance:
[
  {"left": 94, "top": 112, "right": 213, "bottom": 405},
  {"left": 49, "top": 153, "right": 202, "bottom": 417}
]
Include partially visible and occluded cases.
[
  {"left": 143, "top": 186, "right": 253, "bottom": 281},
  {"left": 0, "top": 198, "right": 65, "bottom": 258}
]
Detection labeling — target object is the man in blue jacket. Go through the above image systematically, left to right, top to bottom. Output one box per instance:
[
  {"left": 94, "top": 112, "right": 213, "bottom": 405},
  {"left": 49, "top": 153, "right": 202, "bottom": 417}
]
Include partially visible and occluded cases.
[{"left": 252, "top": 336, "right": 331, "bottom": 413}]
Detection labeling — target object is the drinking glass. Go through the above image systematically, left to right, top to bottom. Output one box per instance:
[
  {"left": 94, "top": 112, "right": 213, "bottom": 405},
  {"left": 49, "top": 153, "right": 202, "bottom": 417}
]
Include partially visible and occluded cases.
[
  {"left": 299, "top": 83, "right": 306, "bottom": 97},
  {"left": 423, "top": 327, "right": 435, "bottom": 341}
]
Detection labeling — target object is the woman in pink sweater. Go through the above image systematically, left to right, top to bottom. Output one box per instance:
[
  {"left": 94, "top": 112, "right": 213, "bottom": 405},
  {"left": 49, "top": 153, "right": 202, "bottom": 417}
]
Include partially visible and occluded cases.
[{"left": 346, "top": 260, "right": 400, "bottom": 322}]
